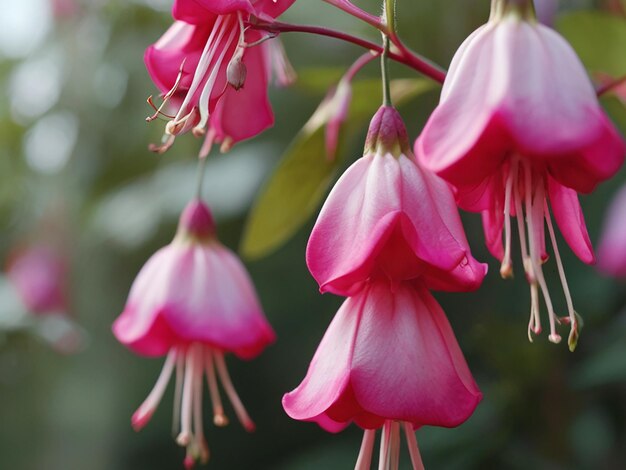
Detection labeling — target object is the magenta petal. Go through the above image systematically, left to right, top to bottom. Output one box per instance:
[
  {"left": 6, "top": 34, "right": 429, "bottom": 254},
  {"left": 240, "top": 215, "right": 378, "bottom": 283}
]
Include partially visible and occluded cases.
[
  {"left": 173, "top": 0, "right": 253, "bottom": 22},
  {"left": 144, "top": 21, "right": 209, "bottom": 94},
  {"left": 210, "top": 44, "right": 274, "bottom": 144},
  {"left": 307, "top": 153, "right": 485, "bottom": 295},
  {"left": 547, "top": 177, "right": 595, "bottom": 264},
  {"left": 113, "top": 237, "right": 275, "bottom": 359},
  {"left": 283, "top": 281, "right": 482, "bottom": 429},
  {"left": 350, "top": 282, "right": 481, "bottom": 427},
  {"left": 282, "top": 295, "right": 358, "bottom": 426}
]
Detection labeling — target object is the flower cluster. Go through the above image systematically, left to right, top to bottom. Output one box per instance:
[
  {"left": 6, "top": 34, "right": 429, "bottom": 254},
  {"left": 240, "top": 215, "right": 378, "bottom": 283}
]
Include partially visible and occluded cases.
[
  {"left": 113, "top": 0, "right": 626, "bottom": 467},
  {"left": 145, "top": 0, "right": 296, "bottom": 155},
  {"left": 416, "top": 1, "right": 625, "bottom": 349},
  {"left": 283, "top": 106, "right": 487, "bottom": 468}
]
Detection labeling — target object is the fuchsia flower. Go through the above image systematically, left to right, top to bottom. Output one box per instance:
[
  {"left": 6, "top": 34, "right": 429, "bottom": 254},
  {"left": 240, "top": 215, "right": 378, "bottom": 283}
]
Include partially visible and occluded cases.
[
  {"left": 145, "top": 0, "right": 296, "bottom": 154},
  {"left": 416, "top": 1, "right": 626, "bottom": 349},
  {"left": 286, "top": 106, "right": 485, "bottom": 469},
  {"left": 307, "top": 106, "right": 487, "bottom": 297},
  {"left": 597, "top": 184, "right": 626, "bottom": 278},
  {"left": 113, "top": 199, "right": 275, "bottom": 468},
  {"left": 7, "top": 245, "right": 68, "bottom": 315},
  {"left": 283, "top": 279, "right": 482, "bottom": 432}
]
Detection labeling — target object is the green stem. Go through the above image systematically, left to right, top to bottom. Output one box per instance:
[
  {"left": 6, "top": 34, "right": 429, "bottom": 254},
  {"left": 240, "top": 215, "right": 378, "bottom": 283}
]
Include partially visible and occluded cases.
[
  {"left": 381, "top": 33, "right": 391, "bottom": 107},
  {"left": 195, "top": 156, "right": 208, "bottom": 200}
]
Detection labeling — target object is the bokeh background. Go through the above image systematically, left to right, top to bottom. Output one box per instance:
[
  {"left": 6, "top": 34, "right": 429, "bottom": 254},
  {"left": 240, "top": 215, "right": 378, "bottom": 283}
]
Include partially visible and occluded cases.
[{"left": 0, "top": 0, "right": 625, "bottom": 469}]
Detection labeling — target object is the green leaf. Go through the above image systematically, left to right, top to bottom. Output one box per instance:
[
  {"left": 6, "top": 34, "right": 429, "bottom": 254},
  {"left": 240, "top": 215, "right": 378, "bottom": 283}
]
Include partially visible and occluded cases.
[
  {"left": 556, "top": 12, "right": 626, "bottom": 77},
  {"left": 240, "top": 78, "right": 435, "bottom": 260}
]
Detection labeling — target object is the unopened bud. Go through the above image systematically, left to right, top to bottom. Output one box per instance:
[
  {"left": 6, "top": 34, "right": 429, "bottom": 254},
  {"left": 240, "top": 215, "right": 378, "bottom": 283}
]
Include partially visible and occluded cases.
[{"left": 227, "top": 47, "right": 247, "bottom": 90}]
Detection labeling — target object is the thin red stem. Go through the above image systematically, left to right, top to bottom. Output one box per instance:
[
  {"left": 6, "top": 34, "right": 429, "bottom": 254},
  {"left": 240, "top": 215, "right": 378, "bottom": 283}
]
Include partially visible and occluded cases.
[
  {"left": 322, "top": 0, "right": 387, "bottom": 32},
  {"left": 251, "top": 19, "right": 446, "bottom": 84},
  {"left": 597, "top": 74, "right": 626, "bottom": 97}
]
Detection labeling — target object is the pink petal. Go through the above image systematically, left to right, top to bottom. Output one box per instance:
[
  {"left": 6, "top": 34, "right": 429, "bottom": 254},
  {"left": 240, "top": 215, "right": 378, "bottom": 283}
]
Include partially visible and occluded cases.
[
  {"left": 173, "top": 0, "right": 253, "bottom": 22},
  {"left": 144, "top": 21, "right": 210, "bottom": 94},
  {"left": 209, "top": 43, "right": 273, "bottom": 144},
  {"left": 307, "top": 153, "right": 484, "bottom": 296},
  {"left": 547, "top": 177, "right": 595, "bottom": 264},
  {"left": 350, "top": 282, "right": 481, "bottom": 427},
  {"left": 282, "top": 295, "right": 358, "bottom": 426}
]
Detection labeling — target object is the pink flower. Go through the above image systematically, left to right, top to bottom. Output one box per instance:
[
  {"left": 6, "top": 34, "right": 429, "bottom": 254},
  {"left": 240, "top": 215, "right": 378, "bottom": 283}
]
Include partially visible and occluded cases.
[
  {"left": 145, "top": 0, "right": 296, "bottom": 154},
  {"left": 415, "top": 3, "right": 625, "bottom": 348},
  {"left": 307, "top": 106, "right": 487, "bottom": 297},
  {"left": 597, "top": 184, "right": 626, "bottom": 278},
  {"left": 113, "top": 199, "right": 275, "bottom": 467},
  {"left": 7, "top": 245, "right": 68, "bottom": 315},
  {"left": 283, "top": 279, "right": 481, "bottom": 466}
]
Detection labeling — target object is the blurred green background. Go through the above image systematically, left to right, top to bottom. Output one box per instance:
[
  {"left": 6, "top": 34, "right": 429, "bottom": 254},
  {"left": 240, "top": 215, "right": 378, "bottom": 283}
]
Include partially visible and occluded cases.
[{"left": 0, "top": 0, "right": 625, "bottom": 469}]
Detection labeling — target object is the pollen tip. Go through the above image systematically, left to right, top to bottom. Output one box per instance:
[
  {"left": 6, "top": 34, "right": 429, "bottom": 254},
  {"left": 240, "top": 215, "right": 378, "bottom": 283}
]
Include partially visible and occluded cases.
[
  {"left": 499, "top": 262, "right": 513, "bottom": 279},
  {"left": 548, "top": 334, "right": 562, "bottom": 344},
  {"left": 131, "top": 409, "right": 153, "bottom": 432},
  {"left": 213, "top": 414, "right": 229, "bottom": 427},
  {"left": 243, "top": 420, "right": 256, "bottom": 433},
  {"left": 176, "top": 431, "right": 192, "bottom": 447},
  {"left": 183, "top": 455, "right": 195, "bottom": 470}
]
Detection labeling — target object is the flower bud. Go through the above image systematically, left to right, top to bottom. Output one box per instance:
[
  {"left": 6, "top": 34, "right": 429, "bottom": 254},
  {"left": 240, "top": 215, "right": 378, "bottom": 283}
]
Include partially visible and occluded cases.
[{"left": 227, "top": 47, "right": 247, "bottom": 91}]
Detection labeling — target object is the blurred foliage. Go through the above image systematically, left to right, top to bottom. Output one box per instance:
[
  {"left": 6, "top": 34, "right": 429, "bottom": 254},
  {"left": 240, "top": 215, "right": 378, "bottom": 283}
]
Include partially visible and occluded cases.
[{"left": 0, "top": 1, "right": 624, "bottom": 470}]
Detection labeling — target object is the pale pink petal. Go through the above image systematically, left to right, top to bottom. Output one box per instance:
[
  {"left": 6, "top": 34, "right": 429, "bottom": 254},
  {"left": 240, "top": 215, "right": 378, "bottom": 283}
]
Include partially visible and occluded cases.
[
  {"left": 307, "top": 153, "right": 484, "bottom": 296},
  {"left": 350, "top": 282, "right": 481, "bottom": 427}
]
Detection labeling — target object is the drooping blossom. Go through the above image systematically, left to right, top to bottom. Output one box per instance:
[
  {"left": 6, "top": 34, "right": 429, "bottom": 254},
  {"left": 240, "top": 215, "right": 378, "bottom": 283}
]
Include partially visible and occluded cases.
[
  {"left": 145, "top": 0, "right": 296, "bottom": 154},
  {"left": 416, "top": 0, "right": 626, "bottom": 349},
  {"left": 287, "top": 105, "right": 484, "bottom": 469},
  {"left": 307, "top": 105, "right": 487, "bottom": 297},
  {"left": 597, "top": 184, "right": 626, "bottom": 278},
  {"left": 113, "top": 199, "right": 275, "bottom": 468},
  {"left": 7, "top": 244, "right": 67, "bottom": 315},
  {"left": 283, "top": 279, "right": 481, "bottom": 468}
]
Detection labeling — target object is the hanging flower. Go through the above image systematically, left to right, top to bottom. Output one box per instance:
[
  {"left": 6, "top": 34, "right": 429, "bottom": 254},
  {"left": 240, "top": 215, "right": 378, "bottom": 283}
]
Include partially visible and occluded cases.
[
  {"left": 145, "top": 0, "right": 296, "bottom": 154},
  {"left": 415, "top": 0, "right": 626, "bottom": 349},
  {"left": 307, "top": 105, "right": 487, "bottom": 297},
  {"left": 113, "top": 199, "right": 275, "bottom": 468},
  {"left": 283, "top": 279, "right": 481, "bottom": 468}
]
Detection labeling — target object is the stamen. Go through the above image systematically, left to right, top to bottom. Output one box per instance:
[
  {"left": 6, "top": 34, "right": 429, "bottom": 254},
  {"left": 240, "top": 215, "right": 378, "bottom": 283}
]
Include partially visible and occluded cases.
[
  {"left": 173, "top": 15, "right": 231, "bottom": 123},
  {"left": 193, "top": 27, "right": 238, "bottom": 134},
  {"left": 146, "top": 58, "right": 187, "bottom": 122},
  {"left": 199, "top": 128, "right": 216, "bottom": 159},
  {"left": 148, "top": 134, "right": 175, "bottom": 154},
  {"left": 500, "top": 160, "right": 515, "bottom": 279},
  {"left": 523, "top": 162, "right": 561, "bottom": 344},
  {"left": 544, "top": 202, "right": 580, "bottom": 351},
  {"left": 527, "top": 280, "right": 541, "bottom": 340},
  {"left": 177, "top": 346, "right": 196, "bottom": 446},
  {"left": 192, "top": 346, "right": 209, "bottom": 464},
  {"left": 131, "top": 348, "right": 177, "bottom": 431},
  {"left": 205, "top": 348, "right": 229, "bottom": 426},
  {"left": 172, "top": 350, "right": 186, "bottom": 436},
  {"left": 213, "top": 350, "right": 256, "bottom": 431},
  {"left": 378, "top": 420, "right": 391, "bottom": 470},
  {"left": 388, "top": 421, "right": 401, "bottom": 470},
  {"left": 403, "top": 423, "right": 425, "bottom": 470},
  {"left": 355, "top": 429, "right": 376, "bottom": 470}
]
